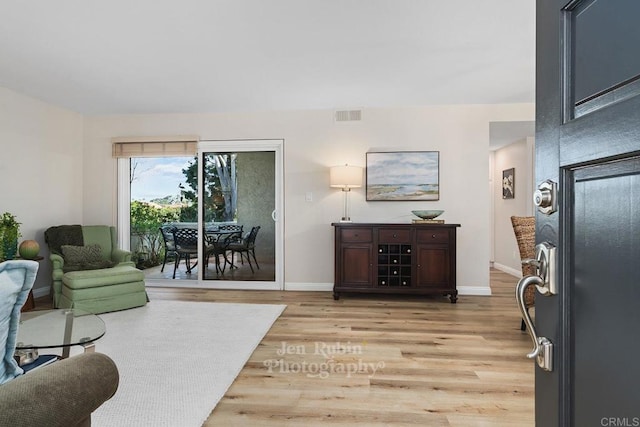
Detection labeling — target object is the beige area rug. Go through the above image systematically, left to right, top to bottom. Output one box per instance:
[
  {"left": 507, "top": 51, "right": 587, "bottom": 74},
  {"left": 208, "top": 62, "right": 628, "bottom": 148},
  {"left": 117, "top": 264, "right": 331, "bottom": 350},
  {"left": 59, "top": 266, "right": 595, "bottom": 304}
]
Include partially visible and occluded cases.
[{"left": 90, "top": 300, "right": 285, "bottom": 426}]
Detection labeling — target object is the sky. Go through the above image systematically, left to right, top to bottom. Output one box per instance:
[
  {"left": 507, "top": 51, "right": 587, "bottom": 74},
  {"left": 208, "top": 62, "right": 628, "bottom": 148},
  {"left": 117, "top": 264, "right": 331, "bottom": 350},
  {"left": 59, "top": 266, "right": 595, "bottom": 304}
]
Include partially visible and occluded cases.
[{"left": 130, "top": 157, "right": 193, "bottom": 201}]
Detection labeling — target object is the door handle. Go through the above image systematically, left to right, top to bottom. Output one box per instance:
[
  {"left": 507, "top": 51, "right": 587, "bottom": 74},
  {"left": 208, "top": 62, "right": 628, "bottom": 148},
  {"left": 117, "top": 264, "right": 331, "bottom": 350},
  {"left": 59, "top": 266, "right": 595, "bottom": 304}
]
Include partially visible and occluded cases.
[
  {"left": 271, "top": 210, "right": 277, "bottom": 221},
  {"left": 515, "top": 242, "right": 557, "bottom": 371}
]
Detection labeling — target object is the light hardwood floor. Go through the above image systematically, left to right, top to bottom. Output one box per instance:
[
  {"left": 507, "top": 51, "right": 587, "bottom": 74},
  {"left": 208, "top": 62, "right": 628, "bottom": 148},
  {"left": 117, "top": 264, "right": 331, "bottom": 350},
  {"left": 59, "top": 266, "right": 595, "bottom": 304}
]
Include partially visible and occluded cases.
[{"left": 143, "top": 268, "right": 534, "bottom": 426}]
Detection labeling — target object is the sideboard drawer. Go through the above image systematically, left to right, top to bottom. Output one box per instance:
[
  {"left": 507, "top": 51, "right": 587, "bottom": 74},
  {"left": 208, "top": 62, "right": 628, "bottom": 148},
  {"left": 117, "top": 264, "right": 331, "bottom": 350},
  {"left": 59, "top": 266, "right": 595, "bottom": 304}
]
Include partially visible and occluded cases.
[
  {"left": 341, "top": 228, "right": 373, "bottom": 243},
  {"left": 378, "top": 229, "right": 411, "bottom": 243},
  {"left": 416, "top": 229, "right": 450, "bottom": 243}
]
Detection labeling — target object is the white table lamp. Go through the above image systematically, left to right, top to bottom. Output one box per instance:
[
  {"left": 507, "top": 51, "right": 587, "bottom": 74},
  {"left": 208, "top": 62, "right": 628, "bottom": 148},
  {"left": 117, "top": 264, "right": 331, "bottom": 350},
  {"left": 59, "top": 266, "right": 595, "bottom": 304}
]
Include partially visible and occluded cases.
[{"left": 330, "top": 164, "right": 363, "bottom": 222}]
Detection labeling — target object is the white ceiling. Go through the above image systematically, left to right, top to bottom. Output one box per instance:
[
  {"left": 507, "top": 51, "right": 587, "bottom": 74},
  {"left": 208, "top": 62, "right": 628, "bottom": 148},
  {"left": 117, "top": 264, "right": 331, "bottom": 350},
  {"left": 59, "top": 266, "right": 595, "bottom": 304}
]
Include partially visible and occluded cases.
[{"left": 0, "top": 1, "right": 535, "bottom": 117}]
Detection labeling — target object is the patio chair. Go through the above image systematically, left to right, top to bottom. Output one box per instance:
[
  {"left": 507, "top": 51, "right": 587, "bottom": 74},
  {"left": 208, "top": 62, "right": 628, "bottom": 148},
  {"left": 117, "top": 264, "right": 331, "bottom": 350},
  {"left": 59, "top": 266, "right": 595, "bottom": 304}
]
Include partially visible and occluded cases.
[
  {"left": 159, "top": 225, "right": 177, "bottom": 273},
  {"left": 228, "top": 226, "right": 261, "bottom": 273},
  {"left": 171, "top": 228, "right": 198, "bottom": 279}
]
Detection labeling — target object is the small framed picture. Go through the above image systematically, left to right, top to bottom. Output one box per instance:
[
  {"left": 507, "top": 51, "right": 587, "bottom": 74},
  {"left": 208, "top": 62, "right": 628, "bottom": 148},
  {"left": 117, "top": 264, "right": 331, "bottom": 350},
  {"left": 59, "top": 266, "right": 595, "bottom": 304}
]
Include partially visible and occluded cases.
[{"left": 502, "top": 168, "right": 515, "bottom": 199}]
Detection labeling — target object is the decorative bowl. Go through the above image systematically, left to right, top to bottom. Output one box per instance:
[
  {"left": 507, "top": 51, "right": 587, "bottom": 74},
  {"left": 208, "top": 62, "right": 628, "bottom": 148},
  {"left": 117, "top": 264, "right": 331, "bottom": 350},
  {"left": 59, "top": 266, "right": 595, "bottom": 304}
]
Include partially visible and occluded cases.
[{"left": 411, "top": 210, "right": 444, "bottom": 220}]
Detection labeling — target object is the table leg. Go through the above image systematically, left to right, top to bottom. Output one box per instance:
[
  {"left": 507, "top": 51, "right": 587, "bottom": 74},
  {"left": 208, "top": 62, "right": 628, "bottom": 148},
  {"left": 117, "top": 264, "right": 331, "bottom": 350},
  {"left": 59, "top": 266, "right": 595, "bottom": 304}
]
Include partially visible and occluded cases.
[
  {"left": 20, "top": 290, "right": 35, "bottom": 312},
  {"left": 61, "top": 310, "right": 74, "bottom": 359},
  {"left": 82, "top": 342, "right": 96, "bottom": 353}
]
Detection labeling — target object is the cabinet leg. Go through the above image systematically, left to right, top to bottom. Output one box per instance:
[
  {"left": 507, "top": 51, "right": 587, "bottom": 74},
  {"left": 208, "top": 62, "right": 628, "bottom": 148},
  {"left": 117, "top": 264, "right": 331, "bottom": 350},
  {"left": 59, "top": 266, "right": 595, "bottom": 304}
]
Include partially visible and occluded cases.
[
  {"left": 449, "top": 291, "right": 458, "bottom": 304},
  {"left": 333, "top": 292, "right": 340, "bottom": 300}
]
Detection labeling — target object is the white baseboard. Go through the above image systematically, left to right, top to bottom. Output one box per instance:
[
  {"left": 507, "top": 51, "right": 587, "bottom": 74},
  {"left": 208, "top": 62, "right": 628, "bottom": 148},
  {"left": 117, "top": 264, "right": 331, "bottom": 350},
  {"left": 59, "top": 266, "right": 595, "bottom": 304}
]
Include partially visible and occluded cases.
[
  {"left": 493, "top": 263, "right": 522, "bottom": 278},
  {"left": 33, "top": 273, "right": 499, "bottom": 298},
  {"left": 146, "top": 279, "right": 281, "bottom": 290},
  {"left": 146, "top": 279, "right": 491, "bottom": 295},
  {"left": 284, "top": 282, "right": 333, "bottom": 291},
  {"left": 457, "top": 286, "right": 492, "bottom": 296}
]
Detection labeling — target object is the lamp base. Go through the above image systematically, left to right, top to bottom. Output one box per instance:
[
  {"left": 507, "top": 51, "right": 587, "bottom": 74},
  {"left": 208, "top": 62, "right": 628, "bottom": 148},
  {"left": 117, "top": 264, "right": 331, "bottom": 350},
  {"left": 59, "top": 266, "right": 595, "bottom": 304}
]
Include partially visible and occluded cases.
[{"left": 339, "top": 218, "right": 352, "bottom": 223}]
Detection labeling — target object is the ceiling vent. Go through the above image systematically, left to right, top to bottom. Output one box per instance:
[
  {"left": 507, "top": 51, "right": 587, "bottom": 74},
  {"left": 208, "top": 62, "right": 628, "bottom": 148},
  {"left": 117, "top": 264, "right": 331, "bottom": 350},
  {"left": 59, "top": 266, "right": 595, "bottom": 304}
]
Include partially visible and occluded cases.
[{"left": 334, "top": 109, "right": 362, "bottom": 122}]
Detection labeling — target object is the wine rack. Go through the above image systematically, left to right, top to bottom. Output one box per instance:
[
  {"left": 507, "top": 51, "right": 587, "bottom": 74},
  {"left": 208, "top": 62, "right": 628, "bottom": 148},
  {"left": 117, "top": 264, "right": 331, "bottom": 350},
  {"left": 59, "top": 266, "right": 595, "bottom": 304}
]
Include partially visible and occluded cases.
[{"left": 377, "top": 244, "right": 412, "bottom": 286}]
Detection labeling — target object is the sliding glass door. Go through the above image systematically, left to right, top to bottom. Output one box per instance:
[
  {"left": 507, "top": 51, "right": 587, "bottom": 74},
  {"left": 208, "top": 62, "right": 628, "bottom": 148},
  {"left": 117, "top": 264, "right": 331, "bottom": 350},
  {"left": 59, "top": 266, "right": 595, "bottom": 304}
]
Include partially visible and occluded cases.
[
  {"left": 117, "top": 139, "right": 283, "bottom": 289},
  {"left": 198, "top": 140, "right": 283, "bottom": 288}
]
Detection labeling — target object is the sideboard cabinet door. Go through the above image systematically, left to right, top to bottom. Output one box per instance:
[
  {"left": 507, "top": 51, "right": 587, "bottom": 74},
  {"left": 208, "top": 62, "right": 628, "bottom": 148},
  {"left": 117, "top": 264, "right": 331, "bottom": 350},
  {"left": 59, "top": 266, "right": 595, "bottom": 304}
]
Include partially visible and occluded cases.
[
  {"left": 334, "top": 226, "right": 374, "bottom": 299},
  {"left": 340, "top": 244, "right": 374, "bottom": 286},
  {"left": 415, "top": 245, "right": 450, "bottom": 288}
]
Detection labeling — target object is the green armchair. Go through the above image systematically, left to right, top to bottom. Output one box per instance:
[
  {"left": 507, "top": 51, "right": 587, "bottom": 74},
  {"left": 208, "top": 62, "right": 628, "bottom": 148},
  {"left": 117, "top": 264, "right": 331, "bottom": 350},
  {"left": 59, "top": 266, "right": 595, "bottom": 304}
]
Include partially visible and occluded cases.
[
  {"left": 45, "top": 225, "right": 147, "bottom": 314},
  {"left": 0, "top": 260, "right": 118, "bottom": 427}
]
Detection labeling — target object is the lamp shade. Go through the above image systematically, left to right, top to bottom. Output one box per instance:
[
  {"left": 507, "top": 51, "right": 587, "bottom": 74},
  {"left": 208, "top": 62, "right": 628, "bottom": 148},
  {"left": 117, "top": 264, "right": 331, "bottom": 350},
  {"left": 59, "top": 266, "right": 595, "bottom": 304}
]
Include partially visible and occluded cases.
[{"left": 330, "top": 165, "right": 363, "bottom": 189}]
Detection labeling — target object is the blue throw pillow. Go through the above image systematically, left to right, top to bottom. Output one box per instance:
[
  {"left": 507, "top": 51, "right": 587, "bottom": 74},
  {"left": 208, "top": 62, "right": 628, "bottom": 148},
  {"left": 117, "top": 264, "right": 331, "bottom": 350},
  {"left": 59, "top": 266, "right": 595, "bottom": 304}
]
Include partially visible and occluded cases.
[{"left": 0, "top": 261, "right": 38, "bottom": 384}]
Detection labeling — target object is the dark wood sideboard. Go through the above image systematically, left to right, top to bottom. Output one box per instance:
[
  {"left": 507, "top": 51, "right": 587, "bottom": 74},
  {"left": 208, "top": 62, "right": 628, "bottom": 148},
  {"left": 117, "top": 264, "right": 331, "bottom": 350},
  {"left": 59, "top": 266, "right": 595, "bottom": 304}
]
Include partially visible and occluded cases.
[{"left": 332, "top": 223, "right": 460, "bottom": 303}]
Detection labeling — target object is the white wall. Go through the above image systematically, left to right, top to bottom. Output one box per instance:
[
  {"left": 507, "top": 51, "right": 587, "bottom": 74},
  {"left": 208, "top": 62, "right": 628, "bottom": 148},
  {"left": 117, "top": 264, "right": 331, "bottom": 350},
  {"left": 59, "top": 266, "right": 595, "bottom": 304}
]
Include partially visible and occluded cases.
[
  {"left": 0, "top": 87, "right": 84, "bottom": 296},
  {"left": 0, "top": 87, "right": 535, "bottom": 297},
  {"left": 84, "top": 103, "right": 534, "bottom": 294},
  {"left": 492, "top": 137, "right": 535, "bottom": 276}
]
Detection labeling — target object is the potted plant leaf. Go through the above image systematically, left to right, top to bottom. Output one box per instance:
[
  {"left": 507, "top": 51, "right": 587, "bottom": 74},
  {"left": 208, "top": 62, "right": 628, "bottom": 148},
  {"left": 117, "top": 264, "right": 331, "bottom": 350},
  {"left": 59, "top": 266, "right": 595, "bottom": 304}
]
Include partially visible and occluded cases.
[{"left": 0, "top": 212, "right": 21, "bottom": 262}]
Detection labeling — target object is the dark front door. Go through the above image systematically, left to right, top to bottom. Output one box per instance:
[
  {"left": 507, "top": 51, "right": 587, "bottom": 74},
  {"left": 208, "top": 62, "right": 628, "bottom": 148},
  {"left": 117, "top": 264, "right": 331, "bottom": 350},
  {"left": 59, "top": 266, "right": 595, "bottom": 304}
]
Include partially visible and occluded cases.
[{"left": 535, "top": 1, "right": 640, "bottom": 425}]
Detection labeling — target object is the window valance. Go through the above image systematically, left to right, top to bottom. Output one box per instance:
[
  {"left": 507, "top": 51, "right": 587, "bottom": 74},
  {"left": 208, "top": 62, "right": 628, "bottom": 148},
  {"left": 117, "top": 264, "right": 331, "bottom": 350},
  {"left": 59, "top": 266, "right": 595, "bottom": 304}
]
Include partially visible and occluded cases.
[{"left": 111, "top": 135, "right": 199, "bottom": 158}]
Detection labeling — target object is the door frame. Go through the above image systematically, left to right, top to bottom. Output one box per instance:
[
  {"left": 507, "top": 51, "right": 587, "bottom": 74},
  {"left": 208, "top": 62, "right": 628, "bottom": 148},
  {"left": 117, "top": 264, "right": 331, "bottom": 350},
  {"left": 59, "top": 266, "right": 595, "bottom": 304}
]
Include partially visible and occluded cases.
[{"left": 197, "top": 139, "right": 284, "bottom": 290}]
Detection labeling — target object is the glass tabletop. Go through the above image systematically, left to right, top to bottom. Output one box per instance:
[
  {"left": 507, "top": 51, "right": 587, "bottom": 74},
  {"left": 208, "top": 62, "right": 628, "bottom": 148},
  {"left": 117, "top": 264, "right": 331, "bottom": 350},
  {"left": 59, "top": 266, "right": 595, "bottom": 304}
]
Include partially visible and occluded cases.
[{"left": 16, "top": 309, "right": 105, "bottom": 350}]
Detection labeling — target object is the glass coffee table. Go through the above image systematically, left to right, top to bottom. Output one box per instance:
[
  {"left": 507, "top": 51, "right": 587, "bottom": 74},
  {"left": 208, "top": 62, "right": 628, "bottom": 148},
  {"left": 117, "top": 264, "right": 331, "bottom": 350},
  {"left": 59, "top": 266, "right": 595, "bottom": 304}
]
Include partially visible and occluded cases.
[{"left": 15, "top": 309, "right": 105, "bottom": 365}]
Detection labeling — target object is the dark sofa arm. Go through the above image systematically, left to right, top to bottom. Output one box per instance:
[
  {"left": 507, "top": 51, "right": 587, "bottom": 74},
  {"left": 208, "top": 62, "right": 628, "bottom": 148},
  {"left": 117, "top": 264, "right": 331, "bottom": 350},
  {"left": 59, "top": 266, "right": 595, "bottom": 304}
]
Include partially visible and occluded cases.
[{"left": 0, "top": 352, "right": 119, "bottom": 427}]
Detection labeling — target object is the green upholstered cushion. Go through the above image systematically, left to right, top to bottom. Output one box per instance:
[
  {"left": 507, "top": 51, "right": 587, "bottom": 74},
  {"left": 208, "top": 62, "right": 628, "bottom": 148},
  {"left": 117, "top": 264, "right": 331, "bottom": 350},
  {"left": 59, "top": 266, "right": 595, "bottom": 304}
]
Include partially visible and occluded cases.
[
  {"left": 81, "top": 226, "right": 115, "bottom": 261},
  {"left": 61, "top": 245, "right": 114, "bottom": 272},
  {"left": 62, "top": 266, "right": 144, "bottom": 289}
]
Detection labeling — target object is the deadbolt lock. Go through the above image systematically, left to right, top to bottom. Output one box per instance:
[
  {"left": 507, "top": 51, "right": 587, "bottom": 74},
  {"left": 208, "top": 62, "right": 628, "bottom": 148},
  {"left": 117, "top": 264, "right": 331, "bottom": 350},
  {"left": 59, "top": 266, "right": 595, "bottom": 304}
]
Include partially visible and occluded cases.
[{"left": 534, "top": 180, "right": 558, "bottom": 215}]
